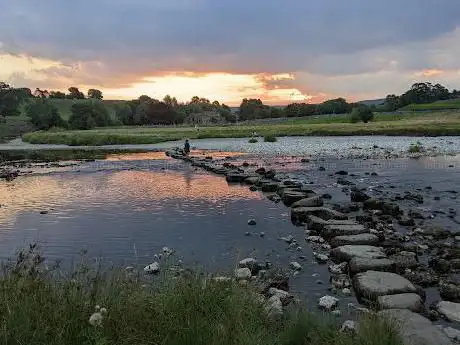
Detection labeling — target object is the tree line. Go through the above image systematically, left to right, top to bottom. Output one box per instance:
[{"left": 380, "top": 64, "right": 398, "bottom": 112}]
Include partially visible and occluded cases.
[
  {"left": 1, "top": 81, "right": 459, "bottom": 131},
  {"left": 383, "top": 82, "right": 459, "bottom": 111}
]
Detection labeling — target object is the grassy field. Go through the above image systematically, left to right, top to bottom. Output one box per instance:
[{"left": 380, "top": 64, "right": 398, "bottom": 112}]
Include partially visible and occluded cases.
[
  {"left": 20, "top": 98, "right": 127, "bottom": 120},
  {"left": 401, "top": 98, "right": 460, "bottom": 111},
  {"left": 22, "top": 111, "right": 460, "bottom": 146},
  {"left": 0, "top": 246, "right": 402, "bottom": 345}
]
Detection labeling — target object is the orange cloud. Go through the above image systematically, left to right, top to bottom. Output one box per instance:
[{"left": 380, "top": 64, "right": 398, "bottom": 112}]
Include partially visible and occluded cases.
[{"left": 415, "top": 69, "right": 444, "bottom": 77}]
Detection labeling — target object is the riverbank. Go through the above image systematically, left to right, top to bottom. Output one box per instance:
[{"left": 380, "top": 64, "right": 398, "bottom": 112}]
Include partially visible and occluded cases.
[
  {"left": 22, "top": 111, "right": 460, "bottom": 146},
  {"left": 1, "top": 246, "right": 401, "bottom": 345}
]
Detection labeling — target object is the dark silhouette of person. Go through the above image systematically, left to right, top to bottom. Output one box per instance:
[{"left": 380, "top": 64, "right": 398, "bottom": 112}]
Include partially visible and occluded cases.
[{"left": 184, "top": 139, "right": 191, "bottom": 155}]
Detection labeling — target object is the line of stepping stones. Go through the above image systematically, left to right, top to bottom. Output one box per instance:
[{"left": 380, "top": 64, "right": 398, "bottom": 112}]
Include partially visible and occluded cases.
[{"left": 166, "top": 149, "right": 458, "bottom": 344}]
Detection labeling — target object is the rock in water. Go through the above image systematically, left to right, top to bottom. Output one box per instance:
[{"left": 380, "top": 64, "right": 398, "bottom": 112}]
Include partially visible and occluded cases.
[
  {"left": 351, "top": 190, "right": 370, "bottom": 202},
  {"left": 291, "top": 196, "right": 324, "bottom": 208},
  {"left": 248, "top": 219, "right": 257, "bottom": 226},
  {"left": 330, "top": 234, "right": 379, "bottom": 248},
  {"left": 330, "top": 245, "right": 387, "bottom": 262},
  {"left": 349, "top": 258, "right": 396, "bottom": 275},
  {"left": 144, "top": 262, "right": 160, "bottom": 274},
  {"left": 290, "top": 262, "right": 302, "bottom": 271},
  {"left": 353, "top": 271, "right": 417, "bottom": 302},
  {"left": 377, "top": 293, "right": 423, "bottom": 312},
  {"left": 318, "top": 295, "right": 339, "bottom": 311},
  {"left": 437, "top": 301, "right": 460, "bottom": 323},
  {"left": 379, "top": 309, "right": 453, "bottom": 345}
]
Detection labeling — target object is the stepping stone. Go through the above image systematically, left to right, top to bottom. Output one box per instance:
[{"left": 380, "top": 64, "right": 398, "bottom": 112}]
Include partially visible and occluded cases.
[
  {"left": 225, "top": 172, "right": 249, "bottom": 183},
  {"left": 244, "top": 176, "right": 260, "bottom": 185},
  {"left": 260, "top": 181, "right": 280, "bottom": 192},
  {"left": 282, "top": 191, "right": 310, "bottom": 205},
  {"left": 291, "top": 196, "right": 324, "bottom": 208},
  {"left": 291, "top": 207, "right": 348, "bottom": 224},
  {"left": 306, "top": 215, "right": 357, "bottom": 231},
  {"left": 323, "top": 224, "right": 370, "bottom": 238},
  {"left": 330, "top": 233, "right": 380, "bottom": 248},
  {"left": 331, "top": 245, "right": 386, "bottom": 263},
  {"left": 389, "top": 251, "right": 419, "bottom": 269},
  {"left": 349, "top": 258, "right": 396, "bottom": 275},
  {"left": 353, "top": 271, "right": 417, "bottom": 301},
  {"left": 377, "top": 293, "right": 424, "bottom": 312},
  {"left": 437, "top": 301, "right": 460, "bottom": 323},
  {"left": 379, "top": 309, "right": 453, "bottom": 345}
]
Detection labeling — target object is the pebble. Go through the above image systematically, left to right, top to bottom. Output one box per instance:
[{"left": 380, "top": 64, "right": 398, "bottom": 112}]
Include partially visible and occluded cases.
[
  {"left": 259, "top": 232, "right": 265, "bottom": 237},
  {"left": 314, "top": 252, "right": 329, "bottom": 263},
  {"left": 290, "top": 261, "right": 302, "bottom": 271},
  {"left": 318, "top": 295, "right": 339, "bottom": 311}
]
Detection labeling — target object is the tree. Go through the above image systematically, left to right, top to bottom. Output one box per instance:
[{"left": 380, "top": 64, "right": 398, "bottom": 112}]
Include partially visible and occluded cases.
[
  {"left": 0, "top": 83, "right": 21, "bottom": 118},
  {"left": 67, "top": 87, "right": 85, "bottom": 99},
  {"left": 34, "top": 88, "right": 49, "bottom": 98},
  {"left": 88, "top": 89, "right": 103, "bottom": 100},
  {"left": 49, "top": 91, "right": 67, "bottom": 99},
  {"left": 384, "top": 94, "right": 402, "bottom": 111},
  {"left": 163, "top": 95, "right": 178, "bottom": 109},
  {"left": 239, "top": 98, "right": 270, "bottom": 121},
  {"left": 318, "top": 98, "right": 351, "bottom": 114},
  {"left": 25, "top": 99, "right": 66, "bottom": 130},
  {"left": 134, "top": 100, "right": 177, "bottom": 125},
  {"left": 68, "top": 102, "right": 111, "bottom": 129},
  {"left": 115, "top": 104, "right": 134, "bottom": 125},
  {"left": 350, "top": 105, "right": 374, "bottom": 123}
]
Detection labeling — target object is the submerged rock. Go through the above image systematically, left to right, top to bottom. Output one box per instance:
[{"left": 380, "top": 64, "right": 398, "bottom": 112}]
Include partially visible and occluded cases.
[
  {"left": 323, "top": 224, "right": 369, "bottom": 238},
  {"left": 289, "top": 261, "right": 302, "bottom": 271}
]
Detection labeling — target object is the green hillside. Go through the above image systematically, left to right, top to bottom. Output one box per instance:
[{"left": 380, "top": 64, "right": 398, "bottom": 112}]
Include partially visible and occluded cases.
[{"left": 401, "top": 98, "right": 460, "bottom": 111}]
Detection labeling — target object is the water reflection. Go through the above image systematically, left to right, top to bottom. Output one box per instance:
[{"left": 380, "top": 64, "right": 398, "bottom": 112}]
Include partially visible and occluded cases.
[{"left": 0, "top": 169, "right": 261, "bottom": 227}]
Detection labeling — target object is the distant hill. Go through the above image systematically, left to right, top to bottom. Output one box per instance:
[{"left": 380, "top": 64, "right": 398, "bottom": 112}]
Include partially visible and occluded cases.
[{"left": 358, "top": 98, "right": 385, "bottom": 106}]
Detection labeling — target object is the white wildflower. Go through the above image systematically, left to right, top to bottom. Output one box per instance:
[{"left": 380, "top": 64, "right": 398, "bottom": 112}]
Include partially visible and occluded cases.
[
  {"left": 95, "top": 305, "right": 101, "bottom": 311},
  {"left": 100, "top": 307, "right": 107, "bottom": 314},
  {"left": 89, "top": 312, "right": 103, "bottom": 326}
]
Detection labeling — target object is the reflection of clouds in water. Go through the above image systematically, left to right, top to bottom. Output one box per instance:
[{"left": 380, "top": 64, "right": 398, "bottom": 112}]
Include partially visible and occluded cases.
[{"left": 0, "top": 170, "right": 261, "bottom": 226}]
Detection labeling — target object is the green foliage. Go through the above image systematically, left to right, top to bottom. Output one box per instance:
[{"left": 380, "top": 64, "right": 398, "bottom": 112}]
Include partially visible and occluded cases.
[
  {"left": 0, "top": 82, "right": 22, "bottom": 117},
  {"left": 88, "top": 89, "right": 103, "bottom": 100},
  {"left": 49, "top": 91, "right": 67, "bottom": 99},
  {"left": 239, "top": 98, "right": 271, "bottom": 121},
  {"left": 317, "top": 98, "right": 352, "bottom": 114},
  {"left": 25, "top": 99, "right": 67, "bottom": 130},
  {"left": 69, "top": 102, "right": 112, "bottom": 130},
  {"left": 115, "top": 104, "right": 135, "bottom": 125},
  {"left": 350, "top": 105, "right": 374, "bottom": 123},
  {"left": 264, "top": 135, "right": 277, "bottom": 142},
  {"left": 248, "top": 138, "right": 258, "bottom": 143},
  {"left": 408, "top": 141, "right": 424, "bottom": 153},
  {"left": 0, "top": 246, "right": 403, "bottom": 345}
]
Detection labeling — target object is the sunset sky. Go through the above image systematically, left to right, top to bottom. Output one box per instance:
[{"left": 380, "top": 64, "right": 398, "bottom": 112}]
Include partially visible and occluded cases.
[{"left": 1, "top": 0, "right": 460, "bottom": 105}]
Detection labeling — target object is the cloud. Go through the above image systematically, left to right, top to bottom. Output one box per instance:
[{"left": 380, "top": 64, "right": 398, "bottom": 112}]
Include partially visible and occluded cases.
[{"left": 1, "top": 0, "right": 460, "bottom": 102}]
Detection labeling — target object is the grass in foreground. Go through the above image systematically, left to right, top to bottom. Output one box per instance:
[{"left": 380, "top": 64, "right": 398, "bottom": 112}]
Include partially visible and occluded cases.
[{"left": 0, "top": 246, "right": 403, "bottom": 345}]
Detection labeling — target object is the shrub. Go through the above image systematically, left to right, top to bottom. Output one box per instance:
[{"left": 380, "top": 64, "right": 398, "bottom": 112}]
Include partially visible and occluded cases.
[
  {"left": 25, "top": 99, "right": 67, "bottom": 130},
  {"left": 350, "top": 105, "right": 374, "bottom": 123},
  {"left": 264, "top": 135, "right": 277, "bottom": 142},
  {"left": 248, "top": 138, "right": 258, "bottom": 143},
  {"left": 408, "top": 141, "right": 424, "bottom": 153}
]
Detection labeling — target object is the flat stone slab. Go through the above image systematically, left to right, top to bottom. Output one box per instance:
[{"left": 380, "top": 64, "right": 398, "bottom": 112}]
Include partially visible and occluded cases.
[
  {"left": 291, "top": 196, "right": 324, "bottom": 208},
  {"left": 291, "top": 207, "right": 348, "bottom": 223},
  {"left": 306, "top": 215, "right": 357, "bottom": 231},
  {"left": 323, "top": 224, "right": 369, "bottom": 238},
  {"left": 329, "top": 232, "right": 376, "bottom": 246},
  {"left": 330, "top": 245, "right": 386, "bottom": 263},
  {"left": 349, "top": 257, "right": 396, "bottom": 275},
  {"left": 354, "top": 271, "right": 417, "bottom": 301},
  {"left": 378, "top": 293, "right": 424, "bottom": 312},
  {"left": 437, "top": 301, "right": 460, "bottom": 323},
  {"left": 379, "top": 309, "right": 453, "bottom": 345}
]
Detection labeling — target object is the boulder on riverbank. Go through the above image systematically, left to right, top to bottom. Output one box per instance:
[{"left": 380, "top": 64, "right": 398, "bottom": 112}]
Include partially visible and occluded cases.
[{"left": 377, "top": 293, "right": 423, "bottom": 312}]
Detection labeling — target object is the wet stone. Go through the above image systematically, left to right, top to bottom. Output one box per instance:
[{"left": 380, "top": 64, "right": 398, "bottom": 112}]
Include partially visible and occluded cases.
[
  {"left": 291, "top": 196, "right": 324, "bottom": 208},
  {"left": 291, "top": 207, "right": 348, "bottom": 224},
  {"left": 330, "top": 233, "right": 379, "bottom": 248},
  {"left": 331, "top": 245, "right": 387, "bottom": 263},
  {"left": 353, "top": 271, "right": 417, "bottom": 301},
  {"left": 377, "top": 293, "right": 424, "bottom": 312},
  {"left": 437, "top": 301, "right": 460, "bottom": 323}
]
